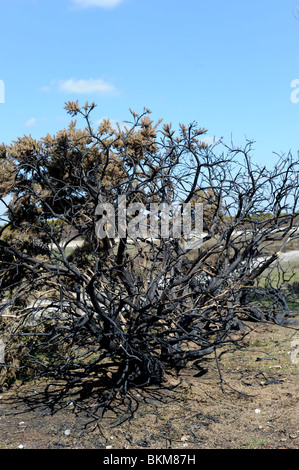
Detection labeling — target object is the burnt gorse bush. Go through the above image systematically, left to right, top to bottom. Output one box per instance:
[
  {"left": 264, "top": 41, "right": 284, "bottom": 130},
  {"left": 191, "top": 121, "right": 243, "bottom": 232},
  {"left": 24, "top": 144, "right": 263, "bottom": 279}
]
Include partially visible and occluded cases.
[{"left": 0, "top": 102, "right": 298, "bottom": 417}]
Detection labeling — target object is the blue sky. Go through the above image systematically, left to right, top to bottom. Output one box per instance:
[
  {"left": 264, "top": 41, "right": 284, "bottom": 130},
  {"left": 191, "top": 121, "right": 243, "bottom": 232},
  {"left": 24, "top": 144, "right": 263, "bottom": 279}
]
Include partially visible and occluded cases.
[{"left": 0, "top": 0, "right": 299, "bottom": 168}]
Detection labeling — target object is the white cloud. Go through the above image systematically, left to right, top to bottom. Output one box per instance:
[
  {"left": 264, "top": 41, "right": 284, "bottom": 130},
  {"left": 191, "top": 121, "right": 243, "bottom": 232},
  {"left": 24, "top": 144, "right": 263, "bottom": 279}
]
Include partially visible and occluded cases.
[
  {"left": 70, "top": 0, "right": 125, "bottom": 9},
  {"left": 41, "top": 78, "right": 117, "bottom": 96},
  {"left": 59, "top": 78, "right": 116, "bottom": 95},
  {"left": 24, "top": 117, "right": 37, "bottom": 127}
]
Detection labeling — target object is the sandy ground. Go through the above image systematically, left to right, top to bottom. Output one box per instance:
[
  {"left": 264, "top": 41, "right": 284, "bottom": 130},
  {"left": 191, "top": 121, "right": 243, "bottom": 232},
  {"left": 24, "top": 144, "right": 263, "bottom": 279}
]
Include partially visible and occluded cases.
[{"left": 0, "top": 315, "right": 298, "bottom": 450}]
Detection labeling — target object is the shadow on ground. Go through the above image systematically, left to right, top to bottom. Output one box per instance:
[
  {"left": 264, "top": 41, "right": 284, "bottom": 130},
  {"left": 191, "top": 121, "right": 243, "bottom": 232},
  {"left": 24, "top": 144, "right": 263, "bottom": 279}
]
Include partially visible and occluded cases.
[{"left": 0, "top": 315, "right": 298, "bottom": 449}]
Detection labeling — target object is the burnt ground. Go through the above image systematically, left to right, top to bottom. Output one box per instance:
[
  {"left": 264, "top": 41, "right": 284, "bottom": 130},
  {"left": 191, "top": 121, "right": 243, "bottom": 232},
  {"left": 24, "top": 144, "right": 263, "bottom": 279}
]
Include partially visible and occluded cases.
[{"left": 0, "top": 315, "right": 298, "bottom": 450}]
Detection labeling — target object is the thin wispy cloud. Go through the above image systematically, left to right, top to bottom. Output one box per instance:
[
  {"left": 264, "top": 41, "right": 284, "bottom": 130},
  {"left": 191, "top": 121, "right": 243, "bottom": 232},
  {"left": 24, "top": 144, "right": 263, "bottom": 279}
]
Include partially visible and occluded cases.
[
  {"left": 70, "top": 0, "right": 125, "bottom": 9},
  {"left": 40, "top": 78, "right": 117, "bottom": 96},
  {"left": 59, "top": 78, "right": 116, "bottom": 95},
  {"left": 39, "top": 80, "right": 56, "bottom": 93},
  {"left": 24, "top": 117, "right": 37, "bottom": 127},
  {"left": 24, "top": 117, "right": 48, "bottom": 128}
]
